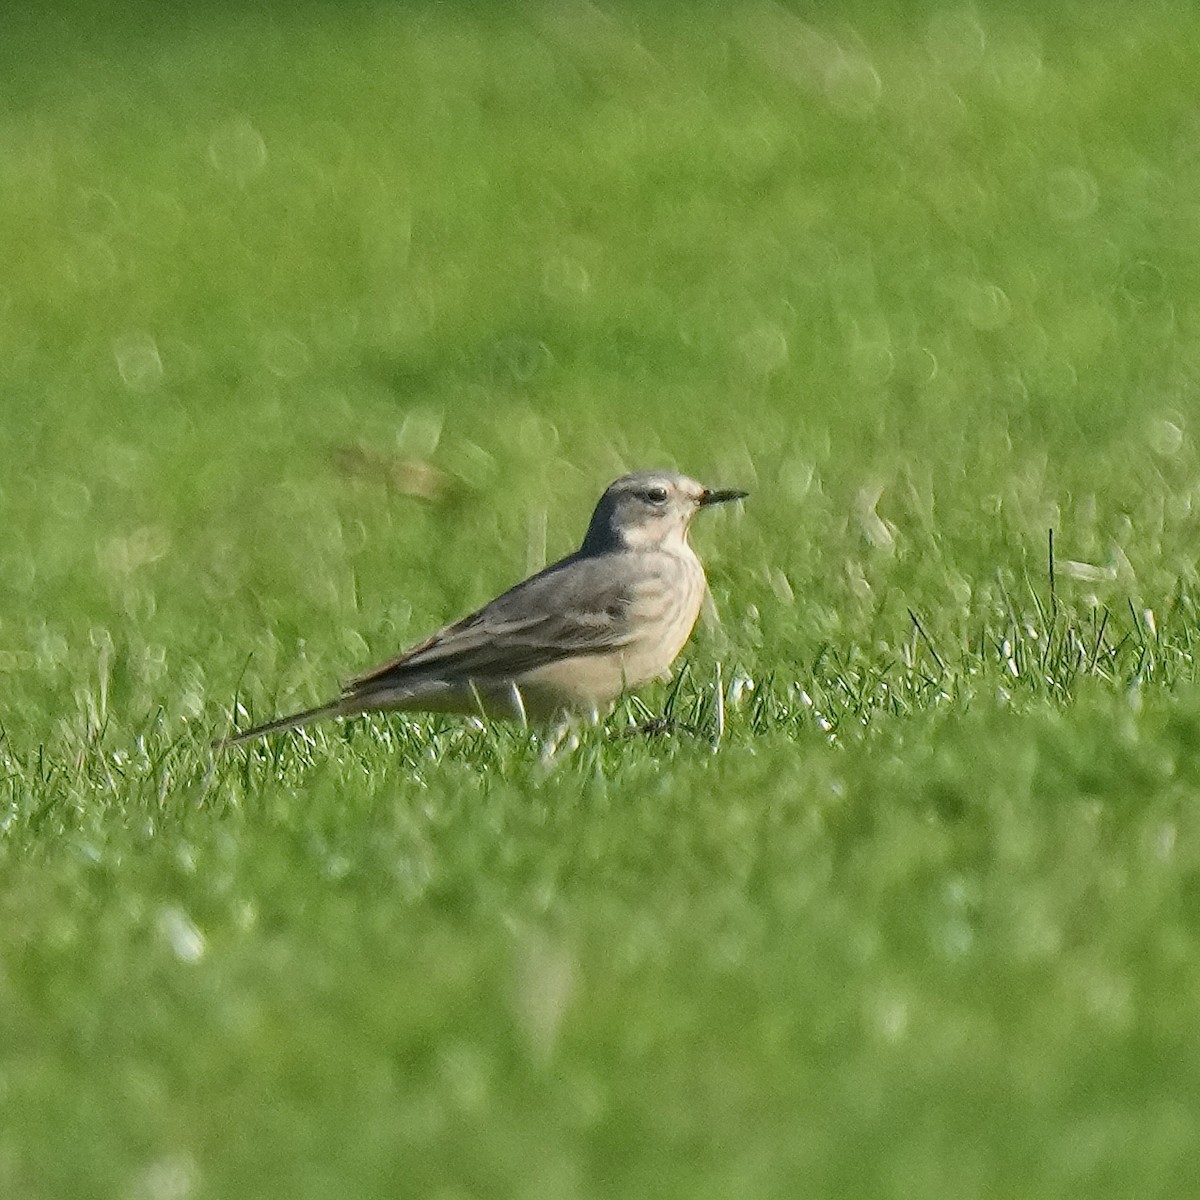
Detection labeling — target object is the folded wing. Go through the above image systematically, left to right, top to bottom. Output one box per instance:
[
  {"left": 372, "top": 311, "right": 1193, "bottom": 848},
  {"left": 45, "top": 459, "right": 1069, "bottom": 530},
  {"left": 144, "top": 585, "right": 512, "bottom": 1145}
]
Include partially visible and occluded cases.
[{"left": 344, "top": 551, "right": 639, "bottom": 700}]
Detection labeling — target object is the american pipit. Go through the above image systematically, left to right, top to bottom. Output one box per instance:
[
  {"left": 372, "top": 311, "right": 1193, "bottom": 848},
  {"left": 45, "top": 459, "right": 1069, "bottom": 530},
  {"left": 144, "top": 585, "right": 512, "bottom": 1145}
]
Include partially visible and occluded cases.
[{"left": 219, "top": 470, "right": 746, "bottom": 746}]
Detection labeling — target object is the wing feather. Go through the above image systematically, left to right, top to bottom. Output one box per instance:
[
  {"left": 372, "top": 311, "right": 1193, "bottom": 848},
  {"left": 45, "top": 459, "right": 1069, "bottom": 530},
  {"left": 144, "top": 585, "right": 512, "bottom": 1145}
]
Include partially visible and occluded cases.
[{"left": 344, "top": 552, "right": 642, "bottom": 699}]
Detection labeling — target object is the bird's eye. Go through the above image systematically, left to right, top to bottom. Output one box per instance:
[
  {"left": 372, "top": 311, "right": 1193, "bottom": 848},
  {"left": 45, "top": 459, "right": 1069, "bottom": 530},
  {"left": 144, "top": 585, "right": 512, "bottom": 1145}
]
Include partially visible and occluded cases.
[{"left": 643, "top": 486, "right": 669, "bottom": 505}]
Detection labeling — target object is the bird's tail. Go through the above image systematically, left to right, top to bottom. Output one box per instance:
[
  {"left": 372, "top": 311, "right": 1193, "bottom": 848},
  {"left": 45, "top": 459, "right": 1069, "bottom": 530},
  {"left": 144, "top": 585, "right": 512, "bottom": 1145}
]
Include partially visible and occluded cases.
[{"left": 214, "top": 698, "right": 349, "bottom": 749}]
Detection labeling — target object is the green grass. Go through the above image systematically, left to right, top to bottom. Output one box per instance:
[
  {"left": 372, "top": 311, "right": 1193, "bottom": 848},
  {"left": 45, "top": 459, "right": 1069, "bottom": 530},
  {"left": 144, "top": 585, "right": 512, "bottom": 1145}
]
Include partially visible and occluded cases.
[{"left": 5, "top": 1, "right": 1200, "bottom": 1195}]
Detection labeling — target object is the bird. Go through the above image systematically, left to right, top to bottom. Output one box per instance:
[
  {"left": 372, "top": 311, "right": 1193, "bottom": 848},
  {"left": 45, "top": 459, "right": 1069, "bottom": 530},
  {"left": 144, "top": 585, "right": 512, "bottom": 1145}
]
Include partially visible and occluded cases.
[{"left": 218, "top": 470, "right": 747, "bottom": 746}]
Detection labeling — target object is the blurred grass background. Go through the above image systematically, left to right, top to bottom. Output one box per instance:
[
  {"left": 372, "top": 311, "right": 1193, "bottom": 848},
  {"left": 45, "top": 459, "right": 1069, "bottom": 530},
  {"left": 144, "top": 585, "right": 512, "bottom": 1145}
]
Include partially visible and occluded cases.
[{"left": 4, "top": 2, "right": 1200, "bottom": 1197}]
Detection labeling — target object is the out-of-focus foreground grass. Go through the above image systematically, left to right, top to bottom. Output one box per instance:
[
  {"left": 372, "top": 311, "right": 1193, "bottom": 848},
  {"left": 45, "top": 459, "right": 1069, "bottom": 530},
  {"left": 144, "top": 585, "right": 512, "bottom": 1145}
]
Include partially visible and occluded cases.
[{"left": 4, "top": 2, "right": 1200, "bottom": 1196}]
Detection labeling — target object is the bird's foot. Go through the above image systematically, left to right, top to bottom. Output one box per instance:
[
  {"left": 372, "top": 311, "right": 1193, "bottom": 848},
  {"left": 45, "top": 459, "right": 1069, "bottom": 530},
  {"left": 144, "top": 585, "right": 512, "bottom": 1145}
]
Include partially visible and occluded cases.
[{"left": 622, "top": 716, "right": 678, "bottom": 738}]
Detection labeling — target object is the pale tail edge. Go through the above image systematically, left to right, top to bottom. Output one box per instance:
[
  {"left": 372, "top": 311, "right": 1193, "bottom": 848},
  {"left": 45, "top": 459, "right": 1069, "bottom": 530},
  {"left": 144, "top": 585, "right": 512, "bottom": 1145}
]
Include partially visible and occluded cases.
[{"left": 213, "top": 699, "right": 347, "bottom": 749}]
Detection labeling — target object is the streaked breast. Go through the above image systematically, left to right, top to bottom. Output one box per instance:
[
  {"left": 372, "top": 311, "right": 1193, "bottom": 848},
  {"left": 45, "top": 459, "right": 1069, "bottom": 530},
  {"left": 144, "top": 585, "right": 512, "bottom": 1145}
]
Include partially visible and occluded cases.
[{"left": 618, "top": 547, "right": 707, "bottom": 688}]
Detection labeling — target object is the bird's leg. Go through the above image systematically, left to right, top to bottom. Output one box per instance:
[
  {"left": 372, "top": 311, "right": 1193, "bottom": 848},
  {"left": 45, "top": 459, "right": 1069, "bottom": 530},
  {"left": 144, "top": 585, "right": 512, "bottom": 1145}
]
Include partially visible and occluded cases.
[{"left": 538, "top": 719, "right": 579, "bottom": 765}]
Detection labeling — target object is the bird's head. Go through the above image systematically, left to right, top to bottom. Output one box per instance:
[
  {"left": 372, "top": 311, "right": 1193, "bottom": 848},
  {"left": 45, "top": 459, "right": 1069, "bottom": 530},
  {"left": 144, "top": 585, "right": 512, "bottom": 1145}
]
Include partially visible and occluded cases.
[{"left": 580, "top": 470, "right": 748, "bottom": 554}]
